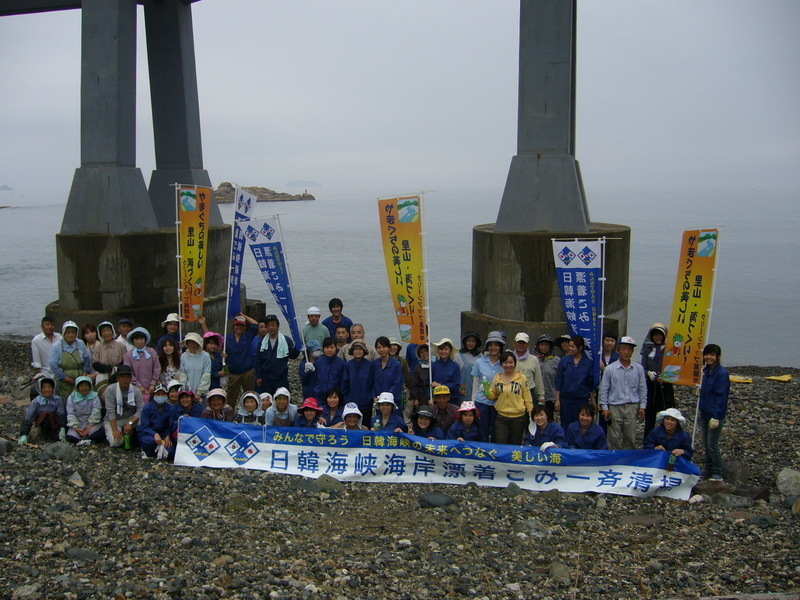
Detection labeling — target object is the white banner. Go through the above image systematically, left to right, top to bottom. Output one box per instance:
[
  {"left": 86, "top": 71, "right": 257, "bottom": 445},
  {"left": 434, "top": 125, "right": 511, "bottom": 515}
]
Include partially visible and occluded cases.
[{"left": 175, "top": 418, "right": 700, "bottom": 500}]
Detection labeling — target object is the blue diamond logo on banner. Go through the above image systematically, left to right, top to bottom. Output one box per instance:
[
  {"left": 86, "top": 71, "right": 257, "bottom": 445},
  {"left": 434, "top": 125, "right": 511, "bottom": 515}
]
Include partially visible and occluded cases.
[
  {"left": 260, "top": 224, "right": 275, "bottom": 240},
  {"left": 244, "top": 225, "right": 260, "bottom": 241},
  {"left": 557, "top": 246, "right": 576, "bottom": 265},
  {"left": 578, "top": 246, "right": 597, "bottom": 266},
  {"left": 185, "top": 426, "right": 221, "bottom": 460},
  {"left": 225, "top": 431, "right": 260, "bottom": 463}
]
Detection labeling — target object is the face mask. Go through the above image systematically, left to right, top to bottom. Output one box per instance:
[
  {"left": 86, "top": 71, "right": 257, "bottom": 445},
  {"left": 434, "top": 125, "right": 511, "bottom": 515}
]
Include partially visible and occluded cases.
[{"left": 154, "top": 395, "right": 168, "bottom": 405}]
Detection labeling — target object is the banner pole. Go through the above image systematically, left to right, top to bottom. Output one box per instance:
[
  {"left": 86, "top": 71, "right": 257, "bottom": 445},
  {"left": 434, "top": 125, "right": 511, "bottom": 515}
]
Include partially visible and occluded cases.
[
  {"left": 174, "top": 183, "right": 183, "bottom": 342},
  {"left": 222, "top": 186, "right": 241, "bottom": 361},
  {"left": 418, "top": 192, "right": 433, "bottom": 403},
  {"left": 274, "top": 214, "right": 308, "bottom": 364},
  {"left": 691, "top": 228, "right": 722, "bottom": 448}
]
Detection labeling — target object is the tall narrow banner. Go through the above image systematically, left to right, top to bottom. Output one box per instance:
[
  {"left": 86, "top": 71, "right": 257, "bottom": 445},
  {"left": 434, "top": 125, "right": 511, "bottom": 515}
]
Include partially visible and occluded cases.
[
  {"left": 178, "top": 185, "right": 212, "bottom": 322},
  {"left": 227, "top": 188, "right": 257, "bottom": 319},
  {"left": 378, "top": 195, "right": 427, "bottom": 344},
  {"left": 243, "top": 217, "right": 303, "bottom": 348},
  {"left": 661, "top": 229, "right": 719, "bottom": 386},
  {"left": 552, "top": 240, "right": 603, "bottom": 383},
  {"left": 175, "top": 417, "right": 701, "bottom": 500}
]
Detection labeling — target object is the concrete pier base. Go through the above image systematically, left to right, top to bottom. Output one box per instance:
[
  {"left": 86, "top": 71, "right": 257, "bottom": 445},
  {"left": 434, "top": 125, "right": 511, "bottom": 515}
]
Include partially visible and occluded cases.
[
  {"left": 461, "top": 221, "right": 631, "bottom": 344},
  {"left": 47, "top": 224, "right": 233, "bottom": 335}
]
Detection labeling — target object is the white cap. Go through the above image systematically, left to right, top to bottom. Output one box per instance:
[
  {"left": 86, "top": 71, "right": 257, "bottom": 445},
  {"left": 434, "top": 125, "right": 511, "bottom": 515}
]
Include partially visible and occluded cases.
[
  {"left": 307, "top": 306, "right": 321, "bottom": 315},
  {"left": 514, "top": 332, "right": 530, "bottom": 343},
  {"left": 619, "top": 336, "right": 637, "bottom": 347},
  {"left": 274, "top": 387, "right": 291, "bottom": 400},
  {"left": 376, "top": 392, "right": 396, "bottom": 406}
]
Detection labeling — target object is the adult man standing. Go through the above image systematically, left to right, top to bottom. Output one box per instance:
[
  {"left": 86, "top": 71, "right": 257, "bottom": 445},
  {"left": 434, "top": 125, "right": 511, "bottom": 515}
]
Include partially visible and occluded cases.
[
  {"left": 322, "top": 297, "right": 353, "bottom": 337},
  {"left": 302, "top": 306, "right": 329, "bottom": 349},
  {"left": 224, "top": 314, "right": 259, "bottom": 404},
  {"left": 255, "top": 314, "right": 300, "bottom": 395},
  {"left": 31, "top": 316, "right": 61, "bottom": 385},
  {"left": 116, "top": 318, "right": 135, "bottom": 352},
  {"left": 338, "top": 323, "right": 378, "bottom": 361},
  {"left": 512, "top": 332, "right": 546, "bottom": 405},
  {"left": 599, "top": 336, "right": 647, "bottom": 450},
  {"left": 104, "top": 364, "right": 144, "bottom": 448}
]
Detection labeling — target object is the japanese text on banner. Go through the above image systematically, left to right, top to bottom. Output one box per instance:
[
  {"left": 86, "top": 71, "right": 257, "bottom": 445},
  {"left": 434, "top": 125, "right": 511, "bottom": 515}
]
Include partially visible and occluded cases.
[
  {"left": 178, "top": 186, "right": 211, "bottom": 322},
  {"left": 227, "top": 188, "right": 257, "bottom": 319},
  {"left": 378, "top": 196, "right": 427, "bottom": 344},
  {"left": 244, "top": 218, "right": 303, "bottom": 347},
  {"left": 661, "top": 229, "right": 718, "bottom": 386},
  {"left": 552, "top": 240, "right": 603, "bottom": 383},
  {"left": 175, "top": 417, "right": 700, "bottom": 500}
]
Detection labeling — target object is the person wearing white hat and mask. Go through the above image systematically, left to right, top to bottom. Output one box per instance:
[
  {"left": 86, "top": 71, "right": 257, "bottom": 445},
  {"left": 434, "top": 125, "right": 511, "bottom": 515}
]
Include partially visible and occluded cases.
[
  {"left": 302, "top": 306, "right": 329, "bottom": 349},
  {"left": 156, "top": 312, "right": 182, "bottom": 354},
  {"left": 49, "top": 321, "right": 93, "bottom": 401},
  {"left": 180, "top": 332, "right": 211, "bottom": 402},
  {"left": 598, "top": 336, "right": 647, "bottom": 450}
]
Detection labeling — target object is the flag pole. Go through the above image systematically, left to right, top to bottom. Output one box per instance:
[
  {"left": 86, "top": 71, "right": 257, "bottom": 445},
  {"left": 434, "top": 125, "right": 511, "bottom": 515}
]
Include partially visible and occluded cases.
[
  {"left": 174, "top": 183, "right": 183, "bottom": 342},
  {"left": 222, "top": 185, "right": 242, "bottom": 362},
  {"left": 418, "top": 192, "right": 434, "bottom": 404}
]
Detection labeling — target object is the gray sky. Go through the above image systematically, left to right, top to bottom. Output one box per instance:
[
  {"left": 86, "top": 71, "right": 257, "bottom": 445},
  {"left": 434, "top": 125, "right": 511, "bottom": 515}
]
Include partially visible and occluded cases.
[{"left": 1, "top": 0, "right": 798, "bottom": 196}]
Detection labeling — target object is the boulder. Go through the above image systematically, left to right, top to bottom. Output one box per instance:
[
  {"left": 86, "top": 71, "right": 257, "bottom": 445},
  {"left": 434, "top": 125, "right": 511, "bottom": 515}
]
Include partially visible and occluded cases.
[{"left": 776, "top": 467, "right": 800, "bottom": 497}]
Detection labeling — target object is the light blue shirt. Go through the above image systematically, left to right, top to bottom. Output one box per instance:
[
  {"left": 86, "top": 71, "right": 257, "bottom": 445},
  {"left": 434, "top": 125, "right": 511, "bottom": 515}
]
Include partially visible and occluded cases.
[{"left": 598, "top": 360, "right": 647, "bottom": 410}]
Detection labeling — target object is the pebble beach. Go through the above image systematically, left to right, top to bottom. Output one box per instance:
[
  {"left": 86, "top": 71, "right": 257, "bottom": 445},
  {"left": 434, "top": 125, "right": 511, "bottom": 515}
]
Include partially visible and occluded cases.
[{"left": 1, "top": 341, "right": 798, "bottom": 600}]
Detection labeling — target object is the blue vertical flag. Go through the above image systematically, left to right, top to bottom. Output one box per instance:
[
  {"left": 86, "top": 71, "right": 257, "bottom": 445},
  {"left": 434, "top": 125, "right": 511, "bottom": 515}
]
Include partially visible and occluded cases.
[
  {"left": 227, "top": 188, "right": 256, "bottom": 319},
  {"left": 245, "top": 217, "right": 303, "bottom": 349},
  {"left": 552, "top": 239, "right": 604, "bottom": 385}
]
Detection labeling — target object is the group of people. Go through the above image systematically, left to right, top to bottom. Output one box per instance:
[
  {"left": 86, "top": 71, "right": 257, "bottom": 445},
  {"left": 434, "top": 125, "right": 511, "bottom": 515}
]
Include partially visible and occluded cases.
[{"left": 23, "top": 302, "right": 730, "bottom": 481}]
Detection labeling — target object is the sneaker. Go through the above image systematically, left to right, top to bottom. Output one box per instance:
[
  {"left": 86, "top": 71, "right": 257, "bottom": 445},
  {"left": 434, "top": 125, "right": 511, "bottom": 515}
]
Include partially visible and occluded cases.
[
  {"left": 76, "top": 439, "right": 92, "bottom": 447},
  {"left": 140, "top": 450, "right": 153, "bottom": 460},
  {"left": 709, "top": 475, "right": 724, "bottom": 482}
]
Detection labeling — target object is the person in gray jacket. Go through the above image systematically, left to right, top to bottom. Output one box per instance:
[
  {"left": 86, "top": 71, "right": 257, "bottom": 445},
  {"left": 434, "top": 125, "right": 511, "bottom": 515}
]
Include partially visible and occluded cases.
[{"left": 104, "top": 365, "right": 144, "bottom": 448}]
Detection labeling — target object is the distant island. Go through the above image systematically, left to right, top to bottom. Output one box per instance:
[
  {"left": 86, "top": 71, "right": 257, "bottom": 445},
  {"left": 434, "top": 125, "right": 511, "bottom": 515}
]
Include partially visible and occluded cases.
[{"left": 214, "top": 181, "right": 315, "bottom": 203}]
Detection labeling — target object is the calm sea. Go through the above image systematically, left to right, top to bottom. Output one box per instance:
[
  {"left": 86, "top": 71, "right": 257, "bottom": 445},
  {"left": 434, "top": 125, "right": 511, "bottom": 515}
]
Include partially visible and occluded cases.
[{"left": 0, "top": 187, "right": 797, "bottom": 368}]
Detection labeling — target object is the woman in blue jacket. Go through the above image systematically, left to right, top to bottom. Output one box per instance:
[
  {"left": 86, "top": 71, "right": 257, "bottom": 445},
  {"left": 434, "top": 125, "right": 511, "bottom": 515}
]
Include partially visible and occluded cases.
[
  {"left": 554, "top": 335, "right": 594, "bottom": 429},
  {"left": 372, "top": 336, "right": 404, "bottom": 405},
  {"left": 342, "top": 341, "right": 375, "bottom": 424},
  {"left": 698, "top": 344, "right": 730, "bottom": 481},
  {"left": 566, "top": 403, "right": 607, "bottom": 450},
  {"left": 524, "top": 405, "right": 567, "bottom": 450},
  {"left": 644, "top": 407, "right": 693, "bottom": 460}
]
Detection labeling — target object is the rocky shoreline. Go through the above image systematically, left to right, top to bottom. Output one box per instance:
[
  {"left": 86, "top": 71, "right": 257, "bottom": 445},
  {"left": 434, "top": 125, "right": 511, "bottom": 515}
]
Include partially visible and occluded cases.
[{"left": 0, "top": 340, "right": 798, "bottom": 600}]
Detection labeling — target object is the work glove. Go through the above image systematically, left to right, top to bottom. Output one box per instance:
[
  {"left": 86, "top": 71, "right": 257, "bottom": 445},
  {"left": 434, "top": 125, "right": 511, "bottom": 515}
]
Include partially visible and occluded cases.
[
  {"left": 304, "top": 362, "right": 315, "bottom": 373},
  {"left": 647, "top": 371, "right": 658, "bottom": 382},
  {"left": 709, "top": 418, "right": 719, "bottom": 430},
  {"left": 59, "top": 428, "right": 67, "bottom": 442},
  {"left": 18, "top": 435, "right": 28, "bottom": 446},
  {"left": 540, "top": 442, "right": 557, "bottom": 452}
]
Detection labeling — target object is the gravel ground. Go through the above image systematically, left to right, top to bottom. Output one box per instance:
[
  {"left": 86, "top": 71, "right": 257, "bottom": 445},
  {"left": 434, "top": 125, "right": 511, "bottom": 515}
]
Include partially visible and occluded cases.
[{"left": 1, "top": 341, "right": 798, "bottom": 600}]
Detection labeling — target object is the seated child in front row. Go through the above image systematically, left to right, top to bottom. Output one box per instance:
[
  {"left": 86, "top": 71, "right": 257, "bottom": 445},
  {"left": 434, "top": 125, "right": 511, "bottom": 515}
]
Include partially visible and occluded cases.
[
  {"left": 65, "top": 375, "right": 105, "bottom": 445},
  {"left": 18, "top": 376, "right": 66, "bottom": 445},
  {"left": 235, "top": 391, "right": 265, "bottom": 425},
  {"left": 371, "top": 393, "right": 408, "bottom": 433},
  {"left": 294, "top": 397, "right": 325, "bottom": 427},
  {"left": 446, "top": 401, "right": 485, "bottom": 442}
]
